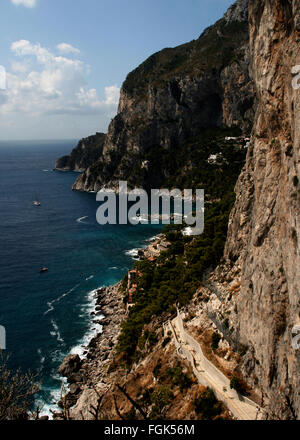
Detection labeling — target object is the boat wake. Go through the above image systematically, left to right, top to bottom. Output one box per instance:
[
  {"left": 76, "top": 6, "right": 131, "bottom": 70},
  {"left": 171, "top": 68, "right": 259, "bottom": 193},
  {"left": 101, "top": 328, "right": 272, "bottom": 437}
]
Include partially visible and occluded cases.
[
  {"left": 76, "top": 216, "right": 89, "bottom": 224},
  {"left": 44, "top": 283, "right": 80, "bottom": 316}
]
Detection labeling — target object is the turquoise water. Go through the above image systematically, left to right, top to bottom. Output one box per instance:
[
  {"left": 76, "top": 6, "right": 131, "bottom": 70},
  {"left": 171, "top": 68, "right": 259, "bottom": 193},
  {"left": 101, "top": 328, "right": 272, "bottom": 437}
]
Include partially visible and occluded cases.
[{"left": 0, "top": 140, "right": 161, "bottom": 410}]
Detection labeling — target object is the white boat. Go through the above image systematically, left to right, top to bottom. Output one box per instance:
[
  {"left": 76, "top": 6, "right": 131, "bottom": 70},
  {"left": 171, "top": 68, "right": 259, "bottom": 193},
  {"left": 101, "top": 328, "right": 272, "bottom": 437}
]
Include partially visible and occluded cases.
[{"left": 33, "top": 194, "right": 41, "bottom": 206}]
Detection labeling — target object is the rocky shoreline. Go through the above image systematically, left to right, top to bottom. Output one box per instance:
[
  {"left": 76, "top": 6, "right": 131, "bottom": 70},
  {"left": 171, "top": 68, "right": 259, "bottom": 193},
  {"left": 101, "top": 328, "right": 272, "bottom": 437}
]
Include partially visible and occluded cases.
[
  {"left": 53, "top": 234, "right": 168, "bottom": 419},
  {"left": 53, "top": 282, "right": 126, "bottom": 418}
]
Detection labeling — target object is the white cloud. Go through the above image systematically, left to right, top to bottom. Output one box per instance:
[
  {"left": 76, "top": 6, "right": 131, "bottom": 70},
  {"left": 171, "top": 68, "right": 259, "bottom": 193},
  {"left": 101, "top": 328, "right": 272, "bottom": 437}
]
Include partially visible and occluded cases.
[
  {"left": 11, "top": 0, "right": 37, "bottom": 8},
  {"left": 1, "top": 39, "right": 120, "bottom": 119},
  {"left": 57, "top": 43, "right": 80, "bottom": 55},
  {"left": 11, "top": 61, "right": 29, "bottom": 73},
  {"left": 104, "top": 85, "right": 120, "bottom": 106}
]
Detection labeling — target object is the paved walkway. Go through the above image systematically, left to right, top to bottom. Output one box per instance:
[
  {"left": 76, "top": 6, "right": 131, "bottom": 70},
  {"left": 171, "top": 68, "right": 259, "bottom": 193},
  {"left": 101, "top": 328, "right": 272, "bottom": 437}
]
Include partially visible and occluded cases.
[{"left": 165, "top": 309, "right": 263, "bottom": 420}]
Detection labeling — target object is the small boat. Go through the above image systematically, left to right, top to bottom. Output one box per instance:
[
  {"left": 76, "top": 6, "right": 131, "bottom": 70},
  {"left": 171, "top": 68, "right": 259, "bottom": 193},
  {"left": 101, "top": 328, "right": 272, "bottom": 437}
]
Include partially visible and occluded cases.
[
  {"left": 33, "top": 194, "right": 41, "bottom": 206},
  {"left": 40, "top": 267, "right": 49, "bottom": 273}
]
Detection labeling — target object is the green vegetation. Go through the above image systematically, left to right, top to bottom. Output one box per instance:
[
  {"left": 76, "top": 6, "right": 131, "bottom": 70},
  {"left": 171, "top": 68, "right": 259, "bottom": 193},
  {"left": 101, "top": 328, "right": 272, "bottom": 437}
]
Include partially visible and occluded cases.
[
  {"left": 125, "top": 126, "right": 245, "bottom": 193},
  {"left": 116, "top": 128, "right": 247, "bottom": 366},
  {"left": 223, "top": 318, "right": 230, "bottom": 330},
  {"left": 138, "top": 329, "right": 158, "bottom": 352},
  {"left": 211, "top": 332, "right": 222, "bottom": 351},
  {"left": 162, "top": 337, "right": 171, "bottom": 348},
  {"left": 165, "top": 363, "right": 193, "bottom": 392},
  {"left": 230, "top": 376, "right": 247, "bottom": 395},
  {"left": 149, "top": 386, "right": 174, "bottom": 419},
  {"left": 194, "top": 388, "right": 223, "bottom": 420}
]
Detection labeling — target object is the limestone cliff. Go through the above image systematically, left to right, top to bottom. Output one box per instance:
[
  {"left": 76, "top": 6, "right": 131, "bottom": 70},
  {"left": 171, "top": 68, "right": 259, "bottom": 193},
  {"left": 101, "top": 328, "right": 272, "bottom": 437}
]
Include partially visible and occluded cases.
[
  {"left": 54, "top": 0, "right": 300, "bottom": 421},
  {"left": 72, "top": 0, "right": 255, "bottom": 192},
  {"left": 223, "top": 0, "right": 300, "bottom": 419},
  {"left": 55, "top": 132, "right": 106, "bottom": 172}
]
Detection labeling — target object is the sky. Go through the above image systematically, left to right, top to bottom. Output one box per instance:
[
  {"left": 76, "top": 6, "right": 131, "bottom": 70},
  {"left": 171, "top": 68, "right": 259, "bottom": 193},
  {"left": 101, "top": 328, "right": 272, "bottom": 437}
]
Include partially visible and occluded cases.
[{"left": 0, "top": 0, "right": 234, "bottom": 140}]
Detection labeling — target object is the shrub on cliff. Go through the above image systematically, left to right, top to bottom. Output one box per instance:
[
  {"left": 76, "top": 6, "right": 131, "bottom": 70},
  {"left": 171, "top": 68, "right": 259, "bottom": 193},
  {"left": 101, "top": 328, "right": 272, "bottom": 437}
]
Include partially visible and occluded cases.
[
  {"left": 211, "top": 332, "right": 221, "bottom": 351},
  {"left": 0, "top": 352, "right": 40, "bottom": 420},
  {"left": 165, "top": 363, "right": 193, "bottom": 392},
  {"left": 230, "top": 376, "right": 247, "bottom": 395},
  {"left": 149, "top": 386, "right": 174, "bottom": 419},
  {"left": 194, "top": 387, "right": 223, "bottom": 420}
]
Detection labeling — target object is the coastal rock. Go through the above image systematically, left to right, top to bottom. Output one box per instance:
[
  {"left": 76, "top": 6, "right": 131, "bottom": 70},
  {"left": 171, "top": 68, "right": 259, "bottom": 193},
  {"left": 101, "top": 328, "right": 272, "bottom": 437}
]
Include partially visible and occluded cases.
[
  {"left": 55, "top": 132, "right": 106, "bottom": 172},
  {"left": 56, "top": 282, "right": 125, "bottom": 418},
  {"left": 58, "top": 354, "right": 82, "bottom": 378},
  {"left": 67, "top": 372, "right": 84, "bottom": 385},
  {"left": 69, "top": 384, "right": 82, "bottom": 395},
  {"left": 69, "top": 388, "right": 101, "bottom": 421}
]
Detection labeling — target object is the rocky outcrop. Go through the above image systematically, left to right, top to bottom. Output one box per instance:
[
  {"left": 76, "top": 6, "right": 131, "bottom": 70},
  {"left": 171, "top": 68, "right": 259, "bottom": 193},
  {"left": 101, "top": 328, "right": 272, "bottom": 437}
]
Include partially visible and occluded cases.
[
  {"left": 72, "top": 0, "right": 256, "bottom": 192},
  {"left": 223, "top": 0, "right": 248, "bottom": 23},
  {"left": 224, "top": 0, "right": 300, "bottom": 419},
  {"left": 55, "top": 132, "right": 105, "bottom": 172},
  {"left": 54, "top": 283, "right": 126, "bottom": 419},
  {"left": 58, "top": 354, "right": 82, "bottom": 379}
]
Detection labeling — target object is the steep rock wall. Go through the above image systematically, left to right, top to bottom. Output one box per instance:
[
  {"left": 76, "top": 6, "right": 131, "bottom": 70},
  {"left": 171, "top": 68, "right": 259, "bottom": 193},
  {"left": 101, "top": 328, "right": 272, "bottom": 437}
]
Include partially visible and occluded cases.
[
  {"left": 72, "top": 0, "right": 255, "bottom": 192},
  {"left": 225, "top": 0, "right": 300, "bottom": 419},
  {"left": 55, "top": 133, "right": 106, "bottom": 172}
]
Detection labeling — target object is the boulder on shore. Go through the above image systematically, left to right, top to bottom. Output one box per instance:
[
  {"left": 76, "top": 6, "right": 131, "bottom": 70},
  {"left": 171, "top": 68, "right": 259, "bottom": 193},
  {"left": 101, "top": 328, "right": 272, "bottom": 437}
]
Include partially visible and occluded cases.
[{"left": 58, "top": 354, "right": 82, "bottom": 378}]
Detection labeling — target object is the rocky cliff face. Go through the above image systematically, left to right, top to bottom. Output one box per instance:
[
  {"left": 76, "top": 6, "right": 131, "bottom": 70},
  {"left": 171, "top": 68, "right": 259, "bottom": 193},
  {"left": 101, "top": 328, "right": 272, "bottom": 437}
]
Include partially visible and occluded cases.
[
  {"left": 54, "top": 0, "right": 299, "bottom": 420},
  {"left": 72, "top": 0, "right": 255, "bottom": 192},
  {"left": 223, "top": 0, "right": 300, "bottom": 419},
  {"left": 55, "top": 132, "right": 106, "bottom": 172}
]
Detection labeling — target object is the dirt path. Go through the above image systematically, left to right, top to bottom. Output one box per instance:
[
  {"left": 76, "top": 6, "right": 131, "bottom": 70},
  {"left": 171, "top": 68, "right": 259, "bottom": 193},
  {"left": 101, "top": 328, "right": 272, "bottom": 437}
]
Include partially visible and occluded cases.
[{"left": 165, "top": 309, "right": 263, "bottom": 420}]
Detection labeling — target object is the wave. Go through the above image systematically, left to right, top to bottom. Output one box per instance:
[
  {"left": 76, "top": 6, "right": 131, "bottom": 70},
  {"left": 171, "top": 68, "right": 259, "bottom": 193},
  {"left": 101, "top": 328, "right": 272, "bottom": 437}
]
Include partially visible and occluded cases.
[
  {"left": 146, "top": 235, "right": 159, "bottom": 242},
  {"left": 125, "top": 248, "right": 141, "bottom": 259},
  {"left": 39, "top": 287, "right": 103, "bottom": 419},
  {"left": 69, "top": 288, "right": 103, "bottom": 358},
  {"left": 50, "top": 320, "right": 65, "bottom": 345},
  {"left": 37, "top": 348, "right": 46, "bottom": 371},
  {"left": 38, "top": 373, "right": 68, "bottom": 419}
]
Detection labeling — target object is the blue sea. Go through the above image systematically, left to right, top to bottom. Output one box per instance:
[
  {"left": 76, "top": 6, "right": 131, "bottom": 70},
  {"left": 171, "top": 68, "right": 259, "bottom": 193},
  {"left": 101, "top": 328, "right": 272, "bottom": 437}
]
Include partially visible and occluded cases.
[{"left": 0, "top": 140, "right": 161, "bottom": 413}]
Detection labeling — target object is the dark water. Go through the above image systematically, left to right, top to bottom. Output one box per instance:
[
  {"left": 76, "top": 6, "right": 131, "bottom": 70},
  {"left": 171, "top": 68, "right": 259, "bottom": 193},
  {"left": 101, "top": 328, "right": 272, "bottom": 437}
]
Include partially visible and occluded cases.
[{"left": 0, "top": 140, "right": 161, "bottom": 411}]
